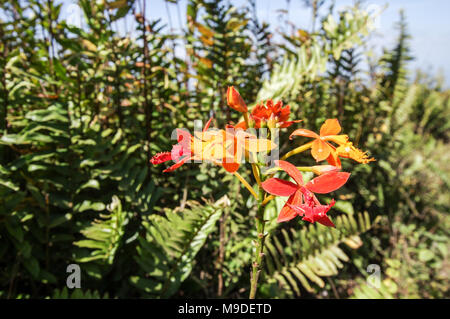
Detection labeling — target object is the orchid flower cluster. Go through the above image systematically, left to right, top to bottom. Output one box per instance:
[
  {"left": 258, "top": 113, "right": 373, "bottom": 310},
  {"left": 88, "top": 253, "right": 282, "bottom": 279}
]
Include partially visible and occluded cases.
[{"left": 151, "top": 86, "right": 374, "bottom": 298}]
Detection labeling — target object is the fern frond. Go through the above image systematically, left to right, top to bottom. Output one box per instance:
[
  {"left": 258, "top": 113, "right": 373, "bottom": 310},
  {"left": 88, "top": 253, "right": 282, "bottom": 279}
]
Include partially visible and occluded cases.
[
  {"left": 257, "top": 6, "right": 374, "bottom": 102},
  {"left": 257, "top": 40, "right": 326, "bottom": 102},
  {"left": 74, "top": 196, "right": 128, "bottom": 264},
  {"left": 131, "top": 201, "right": 222, "bottom": 298},
  {"left": 262, "top": 212, "right": 376, "bottom": 298},
  {"left": 350, "top": 278, "right": 396, "bottom": 299},
  {"left": 50, "top": 287, "right": 109, "bottom": 299}
]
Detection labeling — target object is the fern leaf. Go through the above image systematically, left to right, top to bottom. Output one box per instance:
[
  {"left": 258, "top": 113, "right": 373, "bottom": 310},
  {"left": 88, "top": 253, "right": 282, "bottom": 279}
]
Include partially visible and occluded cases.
[
  {"left": 74, "top": 196, "right": 128, "bottom": 265},
  {"left": 131, "top": 201, "right": 222, "bottom": 298},
  {"left": 263, "top": 212, "right": 376, "bottom": 297}
]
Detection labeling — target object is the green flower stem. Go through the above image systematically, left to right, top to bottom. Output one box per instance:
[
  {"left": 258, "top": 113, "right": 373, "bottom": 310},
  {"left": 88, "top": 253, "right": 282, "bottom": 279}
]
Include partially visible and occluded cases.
[
  {"left": 243, "top": 111, "right": 261, "bottom": 186},
  {"left": 243, "top": 112, "right": 250, "bottom": 127},
  {"left": 249, "top": 141, "right": 315, "bottom": 298},
  {"left": 280, "top": 141, "right": 313, "bottom": 160},
  {"left": 264, "top": 165, "right": 314, "bottom": 175},
  {"left": 249, "top": 187, "right": 266, "bottom": 299}
]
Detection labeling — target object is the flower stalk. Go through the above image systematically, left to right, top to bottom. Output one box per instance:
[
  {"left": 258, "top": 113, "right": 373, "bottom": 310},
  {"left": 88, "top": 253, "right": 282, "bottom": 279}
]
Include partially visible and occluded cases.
[
  {"left": 280, "top": 141, "right": 313, "bottom": 160},
  {"left": 233, "top": 171, "right": 258, "bottom": 199},
  {"left": 249, "top": 187, "right": 266, "bottom": 299}
]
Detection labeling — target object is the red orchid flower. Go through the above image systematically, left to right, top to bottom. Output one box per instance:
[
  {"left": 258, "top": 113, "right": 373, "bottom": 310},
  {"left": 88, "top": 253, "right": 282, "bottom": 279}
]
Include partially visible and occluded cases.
[
  {"left": 236, "top": 99, "right": 300, "bottom": 129},
  {"left": 261, "top": 160, "right": 350, "bottom": 226}
]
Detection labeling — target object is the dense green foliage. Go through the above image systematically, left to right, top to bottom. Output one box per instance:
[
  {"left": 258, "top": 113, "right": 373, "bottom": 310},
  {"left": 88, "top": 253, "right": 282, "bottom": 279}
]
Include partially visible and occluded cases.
[{"left": 0, "top": 0, "right": 448, "bottom": 299}]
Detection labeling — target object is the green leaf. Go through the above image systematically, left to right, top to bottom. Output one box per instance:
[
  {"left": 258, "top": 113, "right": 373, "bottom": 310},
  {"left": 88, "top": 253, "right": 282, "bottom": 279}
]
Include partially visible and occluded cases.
[
  {"left": 75, "top": 200, "right": 106, "bottom": 213},
  {"left": 333, "top": 200, "right": 354, "bottom": 215},
  {"left": 418, "top": 250, "right": 434, "bottom": 262},
  {"left": 23, "top": 257, "right": 40, "bottom": 278}
]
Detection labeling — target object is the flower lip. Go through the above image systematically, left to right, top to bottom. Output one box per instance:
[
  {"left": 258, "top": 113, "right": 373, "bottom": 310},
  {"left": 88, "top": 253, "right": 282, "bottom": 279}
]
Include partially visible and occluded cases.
[
  {"left": 150, "top": 152, "right": 172, "bottom": 165},
  {"left": 287, "top": 198, "right": 336, "bottom": 227}
]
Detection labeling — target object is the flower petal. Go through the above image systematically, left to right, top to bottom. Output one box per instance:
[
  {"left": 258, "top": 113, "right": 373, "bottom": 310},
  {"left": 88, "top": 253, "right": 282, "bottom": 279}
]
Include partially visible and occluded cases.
[
  {"left": 251, "top": 103, "right": 271, "bottom": 119},
  {"left": 202, "top": 117, "right": 214, "bottom": 132},
  {"left": 320, "top": 119, "right": 341, "bottom": 136},
  {"left": 279, "top": 120, "right": 302, "bottom": 128},
  {"left": 234, "top": 121, "right": 247, "bottom": 130},
  {"left": 176, "top": 128, "right": 192, "bottom": 155},
  {"left": 176, "top": 128, "right": 192, "bottom": 143},
  {"left": 289, "top": 128, "right": 319, "bottom": 140},
  {"left": 325, "top": 134, "right": 348, "bottom": 145},
  {"left": 244, "top": 137, "right": 277, "bottom": 153},
  {"left": 311, "top": 139, "right": 332, "bottom": 162},
  {"left": 171, "top": 143, "right": 186, "bottom": 162},
  {"left": 326, "top": 151, "right": 341, "bottom": 168},
  {"left": 163, "top": 156, "right": 192, "bottom": 172},
  {"left": 222, "top": 158, "right": 240, "bottom": 173},
  {"left": 275, "top": 160, "right": 303, "bottom": 185},
  {"left": 305, "top": 172, "right": 350, "bottom": 194},
  {"left": 261, "top": 178, "right": 298, "bottom": 197},
  {"left": 277, "top": 190, "right": 303, "bottom": 223},
  {"left": 314, "top": 199, "right": 336, "bottom": 227},
  {"left": 286, "top": 203, "right": 306, "bottom": 216},
  {"left": 277, "top": 205, "right": 298, "bottom": 223},
  {"left": 300, "top": 205, "right": 314, "bottom": 223},
  {"left": 316, "top": 214, "right": 335, "bottom": 228}
]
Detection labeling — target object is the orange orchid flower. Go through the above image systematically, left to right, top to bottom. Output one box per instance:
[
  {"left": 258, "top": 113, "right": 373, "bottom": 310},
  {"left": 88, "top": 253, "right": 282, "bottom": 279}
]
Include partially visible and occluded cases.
[
  {"left": 236, "top": 99, "right": 300, "bottom": 129},
  {"left": 150, "top": 118, "right": 218, "bottom": 172},
  {"left": 151, "top": 119, "right": 276, "bottom": 174},
  {"left": 290, "top": 119, "right": 374, "bottom": 165},
  {"left": 200, "top": 124, "right": 277, "bottom": 173}
]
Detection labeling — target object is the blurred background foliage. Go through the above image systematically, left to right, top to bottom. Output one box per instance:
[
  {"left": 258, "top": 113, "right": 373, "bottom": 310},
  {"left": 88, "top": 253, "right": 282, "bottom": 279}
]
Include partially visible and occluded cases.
[{"left": 0, "top": 0, "right": 448, "bottom": 299}]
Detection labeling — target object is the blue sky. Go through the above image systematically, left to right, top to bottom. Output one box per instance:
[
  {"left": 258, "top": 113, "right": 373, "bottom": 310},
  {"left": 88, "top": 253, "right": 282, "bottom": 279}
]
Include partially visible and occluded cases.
[
  {"left": 53, "top": 0, "right": 450, "bottom": 87},
  {"left": 141, "top": 0, "right": 450, "bottom": 87}
]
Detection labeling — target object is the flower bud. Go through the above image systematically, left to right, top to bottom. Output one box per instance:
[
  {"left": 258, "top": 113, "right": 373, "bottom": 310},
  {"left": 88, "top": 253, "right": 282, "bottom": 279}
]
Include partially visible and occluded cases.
[
  {"left": 227, "top": 86, "right": 248, "bottom": 113},
  {"left": 267, "top": 114, "right": 276, "bottom": 129},
  {"left": 311, "top": 165, "right": 340, "bottom": 175}
]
